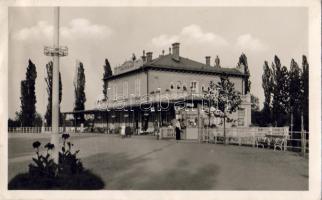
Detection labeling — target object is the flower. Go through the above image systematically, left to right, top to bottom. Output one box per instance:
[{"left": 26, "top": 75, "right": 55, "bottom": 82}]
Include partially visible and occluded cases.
[
  {"left": 62, "top": 133, "right": 70, "bottom": 140},
  {"left": 32, "top": 141, "right": 41, "bottom": 149},
  {"left": 44, "top": 142, "right": 55, "bottom": 150}
]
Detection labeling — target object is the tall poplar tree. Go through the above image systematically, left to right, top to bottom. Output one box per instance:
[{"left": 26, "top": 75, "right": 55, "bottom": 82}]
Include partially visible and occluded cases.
[
  {"left": 237, "top": 53, "right": 251, "bottom": 94},
  {"left": 301, "top": 55, "right": 309, "bottom": 131},
  {"left": 271, "top": 56, "right": 289, "bottom": 126},
  {"left": 20, "top": 59, "right": 37, "bottom": 126},
  {"left": 102, "top": 59, "right": 113, "bottom": 99},
  {"left": 289, "top": 59, "right": 302, "bottom": 131},
  {"left": 44, "top": 61, "right": 63, "bottom": 126},
  {"left": 74, "top": 61, "right": 86, "bottom": 125},
  {"left": 261, "top": 61, "right": 272, "bottom": 125}
]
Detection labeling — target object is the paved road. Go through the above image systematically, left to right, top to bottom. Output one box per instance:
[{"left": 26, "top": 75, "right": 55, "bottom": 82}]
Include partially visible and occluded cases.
[{"left": 8, "top": 133, "right": 308, "bottom": 190}]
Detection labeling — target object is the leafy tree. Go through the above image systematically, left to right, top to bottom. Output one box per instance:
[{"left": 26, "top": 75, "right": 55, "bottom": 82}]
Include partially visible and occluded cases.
[
  {"left": 237, "top": 53, "right": 251, "bottom": 94},
  {"left": 301, "top": 55, "right": 309, "bottom": 131},
  {"left": 271, "top": 56, "right": 289, "bottom": 126},
  {"left": 20, "top": 59, "right": 37, "bottom": 126},
  {"left": 102, "top": 59, "right": 113, "bottom": 99},
  {"left": 289, "top": 59, "right": 302, "bottom": 131},
  {"left": 44, "top": 61, "right": 63, "bottom": 127},
  {"left": 73, "top": 61, "right": 86, "bottom": 125},
  {"left": 261, "top": 61, "right": 272, "bottom": 125},
  {"left": 209, "top": 76, "right": 242, "bottom": 144},
  {"left": 251, "top": 94, "right": 259, "bottom": 111}
]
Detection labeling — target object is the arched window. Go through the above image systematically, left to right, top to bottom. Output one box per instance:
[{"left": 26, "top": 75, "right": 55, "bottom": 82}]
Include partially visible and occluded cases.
[{"left": 170, "top": 82, "right": 174, "bottom": 90}]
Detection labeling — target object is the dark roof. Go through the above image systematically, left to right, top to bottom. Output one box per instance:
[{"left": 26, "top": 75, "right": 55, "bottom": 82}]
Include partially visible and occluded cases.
[
  {"left": 105, "top": 54, "right": 246, "bottom": 80},
  {"left": 146, "top": 54, "right": 244, "bottom": 76}
]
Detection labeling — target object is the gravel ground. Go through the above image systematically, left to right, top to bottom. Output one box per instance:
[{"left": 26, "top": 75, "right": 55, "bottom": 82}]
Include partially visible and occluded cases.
[{"left": 8, "top": 133, "right": 308, "bottom": 190}]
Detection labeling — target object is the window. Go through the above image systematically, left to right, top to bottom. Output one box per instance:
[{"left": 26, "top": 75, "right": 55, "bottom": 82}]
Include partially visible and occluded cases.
[
  {"left": 135, "top": 79, "right": 140, "bottom": 96},
  {"left": 123, "top": 81, "right": 128, "bottom": 98},
  {"left": 191, "top": 81, "right": 199, "bottom": 93},
  {"left": 170, "top": 82, "right": 174, "bottom": 90},
  {"left": 177, "top": 83, "right": 181, "bottom": 90},
  {"left": 182, "top": 84, "right": 187, "bottom": 91},
  {"left": 201, "top": 85, "right": 205, "bottom": 92},
  {"left": 238, "top": 108, "right": 245, "bottom": 126}
]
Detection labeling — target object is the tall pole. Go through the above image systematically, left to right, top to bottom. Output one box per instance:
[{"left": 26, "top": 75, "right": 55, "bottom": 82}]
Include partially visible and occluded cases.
[
  {"left": 44, "top": 6, "right": 67, "bottom": 163},
  {"left": 51, "top": 7, "right": 60, "bottom": 163}
]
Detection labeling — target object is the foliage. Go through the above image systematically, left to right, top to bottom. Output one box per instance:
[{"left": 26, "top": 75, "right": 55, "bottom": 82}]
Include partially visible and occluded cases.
[
  {"left": 237, "top": 53, "right": 251, "bottom": 94},
  {"left": 301, "top": 55, "right": 309, "bottom": 131},
  {"left": 271, "top": 56, "right": 289, "bottom": 126},
  {"left": 19, "top": 59, "right": 37, "bottom": 126},
  {"left": 103, "top": 59, "right": 113, "bottom": 99},
  {"left": 289, "top": 59, "right": 302, "bottom": 131},
  {"left": 44, "top": 61, "right": 63, "bottom": 127},
  {"left": 74, "top": 61, "right": 86, "bottom": 125},
  {"left": 261, "top": 61, "right": 272, "bottom": 126},
  {"left": 204, "top": 76, "right": 242, "bottom": 142},
  {"left": 251, "top": 94, "right": 259, "bottom": 111},
  {"left": 8, "top": 133, "right": 102, "bottom": 190},
  {"left": 28, "top": 133, "right": 83, "bottom": 178},
  {"left": 59, "top": 133, "right": 84, "bottom": 175},
  {"left": 28, "top": 141, "right": 57, "bottom": 178}
]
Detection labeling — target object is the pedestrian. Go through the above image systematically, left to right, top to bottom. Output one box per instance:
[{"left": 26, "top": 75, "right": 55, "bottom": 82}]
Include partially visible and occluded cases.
[
  {"left": 175, "top": 120, "right": 181, "bottom": 142},
  {"left": 121, "top": 123, "right": 126, "bottom": 139}
]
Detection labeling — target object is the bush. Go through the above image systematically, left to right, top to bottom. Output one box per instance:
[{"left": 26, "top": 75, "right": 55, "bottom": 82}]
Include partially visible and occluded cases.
[{"left": 8, "top": 133, "right": 104, "bottom": 190}]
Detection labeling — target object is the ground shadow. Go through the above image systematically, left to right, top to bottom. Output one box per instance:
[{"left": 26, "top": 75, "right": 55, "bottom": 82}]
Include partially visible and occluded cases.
[
  {"left": 131, "top": 162, "right": 219, "bottom": 190},
  {"left": 8, "top": 170, "right": 104, "bottom": 190}
]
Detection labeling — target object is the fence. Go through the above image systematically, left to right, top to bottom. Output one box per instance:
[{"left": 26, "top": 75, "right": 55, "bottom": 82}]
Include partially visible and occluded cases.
[
  {"left": 8, "top": 126, "right": 85, "bottom": 133},
  {"left": 160, "top": 126, "right": 308, "bottom": 155}
]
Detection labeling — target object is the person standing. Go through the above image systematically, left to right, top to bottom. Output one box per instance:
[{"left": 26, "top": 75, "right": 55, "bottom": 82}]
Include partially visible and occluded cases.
[{"left": 175, "top": 120, "right": 181, "bottom": 141}]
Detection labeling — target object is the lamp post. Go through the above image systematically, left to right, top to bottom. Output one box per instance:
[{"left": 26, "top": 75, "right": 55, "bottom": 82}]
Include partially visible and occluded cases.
[{"left": 44, "top": 7, "right": 68, "bottom": 163}]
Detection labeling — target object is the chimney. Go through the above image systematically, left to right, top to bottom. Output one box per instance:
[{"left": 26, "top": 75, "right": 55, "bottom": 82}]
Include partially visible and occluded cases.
[
  {"left": 172, "top": 42, "right": 180, "bottom": 61},
  {"left": 141, "top": 50, "right": 146, "bottom": 62},
  {"left": 146, "top": 52, "right": 153, "bottom": 62},
  {"left": 205, "top": 56, "right": 211, "bottom": 66}
]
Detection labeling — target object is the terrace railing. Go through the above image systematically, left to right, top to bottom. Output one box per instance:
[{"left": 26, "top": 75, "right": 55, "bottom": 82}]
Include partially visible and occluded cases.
[{"left": 8, "top": 126, "right": 85, "bottom": 133}]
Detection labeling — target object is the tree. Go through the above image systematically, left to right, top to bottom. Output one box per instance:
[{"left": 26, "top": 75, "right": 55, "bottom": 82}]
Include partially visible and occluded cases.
[
  {"left": 237, "top": 53, "right": 251, "bottom": 94},
  {"left": 301, "top": 55, "right": 309, "bottom": 131},
  {"left": 271, "top": 56, "right": 289, "bottom": 126},
  {"left": 20, "top": 59, "right": 37, "bottom": 126},
  {"left": 102, "top": 59, "right": 113, "bottom": 99},
  {"left": 289, "top": 59, "right": 302, "bottom": 131},
  {"left": 44, "top": 61, "right": 63, "bottom": 127},
  {"left": 74, "top": 61, "right": 86, "bottom": 125},
  {"left": 261, "top": 61, "right": 272, "bottom": 125},
  {"left": 205, "top": 76, "right": 242, "bottom": 144}
]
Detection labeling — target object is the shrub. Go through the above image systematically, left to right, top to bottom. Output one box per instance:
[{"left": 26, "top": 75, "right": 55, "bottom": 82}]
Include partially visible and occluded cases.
[{"left": 9, "top": 133, "right": 104, "bottom": 189}]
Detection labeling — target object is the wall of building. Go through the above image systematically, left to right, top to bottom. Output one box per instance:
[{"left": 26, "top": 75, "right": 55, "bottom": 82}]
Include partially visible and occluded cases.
[
  {"left": 147, "top": 70, "right": 244, "bottom": 94},
  {"left": 107, "top": 71, "right": 147, "bottom": 100}
]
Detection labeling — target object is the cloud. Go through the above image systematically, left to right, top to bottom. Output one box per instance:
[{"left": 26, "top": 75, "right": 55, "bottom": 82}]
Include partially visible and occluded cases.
[
  {"left": 13, "top": 18, "right": 113, "bottom": 41},
  {"left": 61, "top": 18, "right": 113, "bottom": 40},
  {"left": 13, "top": 21, "right": 53, "bottom": 40},
  {"left": 151, "top": 24, "right": 229, "bottom": 47},
  {"left": 151, "top": 34, "right": 179, "bottom": 47},
  {"left": 235, "top": 34, "right": 268, "bottom": 52}
]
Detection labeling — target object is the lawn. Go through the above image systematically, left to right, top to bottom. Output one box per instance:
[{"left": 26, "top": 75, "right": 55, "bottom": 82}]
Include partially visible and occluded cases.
[{"left": 8, "top": 133, "right": 308, "bottom": 190}]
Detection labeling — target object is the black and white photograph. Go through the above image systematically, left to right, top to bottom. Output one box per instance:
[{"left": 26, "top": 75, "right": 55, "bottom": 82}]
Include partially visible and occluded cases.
[{"left": 0, "top": 1, "right": 321, "bottom": 200}]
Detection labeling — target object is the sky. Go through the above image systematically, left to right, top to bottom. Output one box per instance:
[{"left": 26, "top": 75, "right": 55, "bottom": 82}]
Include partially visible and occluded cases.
[{"left": 8, "top": 7, "right": 308, "bottom": 118}]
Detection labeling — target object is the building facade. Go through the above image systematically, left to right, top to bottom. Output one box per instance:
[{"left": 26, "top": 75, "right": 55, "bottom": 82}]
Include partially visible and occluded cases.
[{"left": 93, "top": 42, "right": 251, "bottom": 133}]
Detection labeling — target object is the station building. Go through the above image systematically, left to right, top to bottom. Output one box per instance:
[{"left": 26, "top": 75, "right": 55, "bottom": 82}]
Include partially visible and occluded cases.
[{"left": 65, "top": 42, "right": 251, "bottom": 134}]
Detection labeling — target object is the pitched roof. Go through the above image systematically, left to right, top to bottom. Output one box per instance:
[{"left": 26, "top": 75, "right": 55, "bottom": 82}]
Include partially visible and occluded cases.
[
  {"left": 105, "top": 54, "right": 246, "bottom": 80},
  {"left": 145, "top": 54, "right": 244, "bottom": 76}
]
